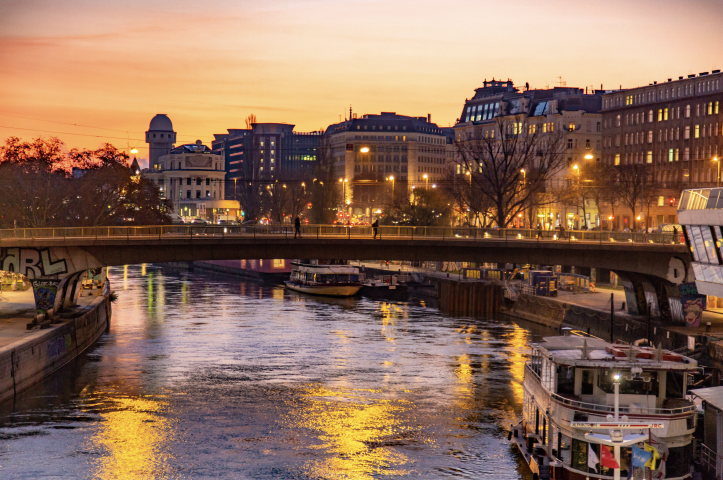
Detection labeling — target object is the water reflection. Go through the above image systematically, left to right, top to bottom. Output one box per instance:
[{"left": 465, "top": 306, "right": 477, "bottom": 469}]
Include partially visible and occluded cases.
[{"left": 0, "top": 264, "right": 544, "bottom": 479}]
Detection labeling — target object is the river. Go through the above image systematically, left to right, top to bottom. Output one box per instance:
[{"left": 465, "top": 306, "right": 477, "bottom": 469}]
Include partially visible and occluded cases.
[{"left": 0, "top": 264, "right": 542, "bottom": 479}]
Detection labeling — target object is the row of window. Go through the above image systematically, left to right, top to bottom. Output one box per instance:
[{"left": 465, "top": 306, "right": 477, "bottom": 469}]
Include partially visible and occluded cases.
[
  {"left": 607, "top": 77, "right": 721, "bottom": 108},
  {"left": 465, "top": 102, "right": 501, "bottom": 122},
  {"left": 608, "top": 102, "right": 721, "bottom": 129},
  {"left": 612, "top": 144, "right": 721, "bottom": 165},
  {"left": 355, "top": 155, "right": 407, "bottom": 163},
  {"left": 354, "top": 164, "right": 406, "bottom": 173}
]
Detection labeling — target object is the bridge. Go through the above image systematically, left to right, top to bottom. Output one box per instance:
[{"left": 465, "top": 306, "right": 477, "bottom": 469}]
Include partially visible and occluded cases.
[{"left": 1, "top": 225, "right": 691, "bottom": 319}]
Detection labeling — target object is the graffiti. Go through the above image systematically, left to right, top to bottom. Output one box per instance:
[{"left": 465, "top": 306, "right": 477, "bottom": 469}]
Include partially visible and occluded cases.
[
  {"left": 0, "top": 248, "right": 67, "bottom": 279},
  {"left": 31, "top": 279, "right": 61, "bottom": 313},
  {"left": 678, "top": 282, "right": 699, "bottom": 296},
  {"left": 683, "top": 298, "right": 705, "bottom": 327},
  {"left": 47, "top": 334, "right": 72, "bottom": 358}
]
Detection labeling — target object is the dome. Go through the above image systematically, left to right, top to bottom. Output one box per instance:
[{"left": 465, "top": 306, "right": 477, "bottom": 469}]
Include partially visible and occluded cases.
[{"left": 149, "top": 114, "right": 173, "bottom": 132}]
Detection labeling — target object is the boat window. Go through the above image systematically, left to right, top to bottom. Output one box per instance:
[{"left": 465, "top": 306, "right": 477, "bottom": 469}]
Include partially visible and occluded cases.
[
  {"left": 350, "top": 275, "right": 359, "bottom": 282},
  {"left": 556, "top": 366, "right": 575, "bottom": 395},
  {"left": 581, "top": 370, "right": 593, "bottom": 395},
  {"left": 598, "top": 370, "right": 658, "bottom": 395},
  {"left": 666, "top": 371, "right": 685, "bottom": 399},
  {"left": 557, "top": 434, "right": 571, "bottom": 465},
  {"left": 570, "top": 439, "right": 588, "bottom": 472},
  {"left": 667, "top": 444, "right": 693, "bottom": 478}
]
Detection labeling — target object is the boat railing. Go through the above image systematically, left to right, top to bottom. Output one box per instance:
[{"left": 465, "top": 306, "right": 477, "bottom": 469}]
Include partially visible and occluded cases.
[
  {"left": 524, "top": 363, "right": 697, "bottom": 416},
  {"left": 699, "top": 443, "right": 721, "bottom": 476}
]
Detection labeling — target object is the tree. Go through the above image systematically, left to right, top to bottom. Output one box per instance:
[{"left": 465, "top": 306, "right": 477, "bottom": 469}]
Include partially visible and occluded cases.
[
  {"left": 245, "top": 114, "right": 257, "bottom": 129},
  {"left": 455, "top": 117, "right": 567, "bottom": 228},
  {"left": 310, "top": 139, "right": 340, "bottom": 224},
  {"left": 616, "top": 164, "right": 658, "bottom": 231},
  {"left": 385, "top": 188, "right": 451, "bottom": 226}
]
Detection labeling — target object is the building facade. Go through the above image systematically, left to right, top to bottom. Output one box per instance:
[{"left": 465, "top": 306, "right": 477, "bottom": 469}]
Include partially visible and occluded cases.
[
  {"left": 602, "top": 70, "right": 723, "bottom": 229},
  {"left": 454, "top": 79, "right": 603, "bottom": 229},
  {"left": 323, "top": 112, "right": 454, "bottom": 221},
  {"left": 212, "top": 123, "right": 322, "bottom": 186},
  {"left": 144, "top": 138, "right": 240, "bottom": 221}
]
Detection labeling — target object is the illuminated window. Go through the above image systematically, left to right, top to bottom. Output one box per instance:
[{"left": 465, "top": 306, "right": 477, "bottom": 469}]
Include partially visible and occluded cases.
[
  {"left": 685, "top": 105, "right": 691, "bottom": 118},
  {"left": 664, "top": 108, "right": 668, "bottom": 121},
  {"left": 658, "top": 109, "right": 663, "bottom": 121},
  {"left": 568, "top": 123, "right": 576, "bottom": 131},
  {"left": 695, "top": 125, "right": 700, "bottom": 138},
  {"left": 647, "top": 151, "right": 653, "bottom": 163},
  {"left": 614, "top": 154, "right": 620, "bottom": 166}
]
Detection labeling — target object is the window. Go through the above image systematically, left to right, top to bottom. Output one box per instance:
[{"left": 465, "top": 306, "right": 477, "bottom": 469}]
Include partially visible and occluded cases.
[
  {"left": 686, "top": 105, "right": 691, "bottom": 118},
  {"left": 664, "top": 108, "right": 669, "bottom": 120},
  {"left": 658, "top": 109, "right": 663, "bottom": 121},
  {"left": 616, "top": 115, "right": 621, "bottom": 127},
  {"left": 696, "top": 125, "right": 700, "bottom": 138},
  {"left": 685, "top": 126, "right": 690, "bottom": 139},
  {"left": 648, "top": 131, "right": 653, "bottom": 143},
  {"left": 567, "top": 139, "right": 573, "bottom": 149},
  {"left": 684, "top": 147, "right": 690, "bottom": 161},
  {"left": 669, "top": 149, "right": 674, "bottom": 162},
  {"left": 647, "top": 151, "right": 653, "bottom": 163},
  {"left": 614, "top": 154, "right": 620, "bottom": 165},
  {"left": 187, "top": 178, "right": 191, "bottom": 185},
  {"left": 186, "top": 190, "right": 191, "bottom": 198},
  {"left": 658, "top": 196, "right": 665, "bottom": 206}
]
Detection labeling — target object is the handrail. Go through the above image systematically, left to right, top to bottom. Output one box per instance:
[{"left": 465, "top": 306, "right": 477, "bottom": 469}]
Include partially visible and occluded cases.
[
  {"left": 0, "top": 225, "right": 684, "bottom": 246},
  {"left": 524, "top": 364, "right": 696, "bottom": 416}
]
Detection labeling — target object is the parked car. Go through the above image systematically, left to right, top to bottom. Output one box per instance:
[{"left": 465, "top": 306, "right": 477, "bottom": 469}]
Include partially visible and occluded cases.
[{"left": 191, "top": 218, "right": 208, "bottom": 225}]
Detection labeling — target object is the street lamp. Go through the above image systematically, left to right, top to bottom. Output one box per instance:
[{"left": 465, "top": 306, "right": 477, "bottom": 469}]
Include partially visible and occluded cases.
[
  {"left": 360, "top": 146, "right": 370, "bottom": 153},
  {"left": 584, "top": 153, "right": 593, "bottom": 160},
  {"left": 714, "top": 157, "right": 720, "bottom": 188},
  {"left": 573, "top": 164, "right": 580, "bottom": 184},
  {"left": 520, "top": 168, "right": 526, "bottom": 184},
  {"left": 423, "top": 173, "right": 428, "bottom": 189},
  {"left": 386, "top": 175, "right": 395, "bottom": 198},
  {"left": 301, "top": 182, "right": 305, "bottom": 193}
]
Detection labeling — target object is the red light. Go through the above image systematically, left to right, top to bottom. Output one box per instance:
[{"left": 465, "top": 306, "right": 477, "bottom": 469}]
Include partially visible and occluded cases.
[{"left": 669, "top": 198, "right": 674, "bottom": 205}]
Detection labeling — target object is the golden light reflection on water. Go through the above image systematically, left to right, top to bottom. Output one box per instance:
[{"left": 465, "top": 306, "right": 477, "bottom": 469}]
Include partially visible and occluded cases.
[
  {"left": 505, "top": 326, "right": 529, "bottom": 404},
  {"left": 287, "top": 385, "right": 416, "bottom": 479},
  {"left": 87, "top": 395, "right": 178, "bottom": 480}
]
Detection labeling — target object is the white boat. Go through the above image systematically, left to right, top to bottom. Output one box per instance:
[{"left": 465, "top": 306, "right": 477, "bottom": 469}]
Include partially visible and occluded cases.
[
  {"left": 284, "top": 261, "right": 362, "bottom": 297},
  {"left": 511, "top": 334, "right": 698, "bottom": 480}
]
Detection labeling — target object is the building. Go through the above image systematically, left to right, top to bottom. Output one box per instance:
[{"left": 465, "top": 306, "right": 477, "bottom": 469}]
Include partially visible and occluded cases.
[
  {"left": 602, "top": 70, "right": 723, "bottom": 229},
  {"left": 454, "top": 79, "right": 603, "bottom": 228},
  {"left": 323, "top": 112, "right": 454, "bottom": 222},
  {"left": 144, "top": 114, "right": 240, "bottom": 221},
  {"left": 145, "top": 114, "right": 177, "bottom": 170},
  {"left": 212, "top": 123, "right": 323, "bottom": 186}
]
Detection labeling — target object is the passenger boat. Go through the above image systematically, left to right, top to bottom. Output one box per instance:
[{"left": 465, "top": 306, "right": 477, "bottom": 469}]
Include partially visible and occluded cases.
[
  {"left": 284, "top": 261, "right": 362, "bottom": 297},
  {"left": 359, "top": 275, "right": 409, "bottom": 301},
  {"left": 511, "top": 334, "right": 698, "bottom": 480}
]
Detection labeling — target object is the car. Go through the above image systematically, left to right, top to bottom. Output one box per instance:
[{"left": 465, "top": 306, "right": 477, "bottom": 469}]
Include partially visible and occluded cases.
[{"left": 191, "top": 218, "right": 208, "bottom": 225}]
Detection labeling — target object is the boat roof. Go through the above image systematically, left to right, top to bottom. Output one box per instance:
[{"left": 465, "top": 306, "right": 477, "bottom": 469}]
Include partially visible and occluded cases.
[
  {"left": 291, "top": 262, "right": 359, "bottom": 274},
  {"left": 532, "top": 335, "right": 697, "bottom": 371},
  {"left": 689, "top": 387, "right": 723, "bottom": 411}
]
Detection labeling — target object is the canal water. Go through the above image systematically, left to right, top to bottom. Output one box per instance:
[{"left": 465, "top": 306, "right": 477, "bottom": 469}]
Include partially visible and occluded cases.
[{"left": 0, "top": 264, "right": 543, "bottom": 479}]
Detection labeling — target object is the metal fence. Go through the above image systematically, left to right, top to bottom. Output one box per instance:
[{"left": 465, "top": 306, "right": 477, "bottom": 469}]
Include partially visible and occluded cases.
[{"left": 0, "top": 225, "right": 683, "bottom": 245}]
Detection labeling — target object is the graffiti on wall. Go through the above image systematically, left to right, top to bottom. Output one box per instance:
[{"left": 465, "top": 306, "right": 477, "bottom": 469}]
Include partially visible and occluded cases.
[
  {"left": 0, "top": 248, "right": 68, "bottom": 279},
  {"left": 31, "top": 279, "right": 61, "bottom": 314},
  {"left": 678, "top": 282, "right": 707, "bottom": 327}
]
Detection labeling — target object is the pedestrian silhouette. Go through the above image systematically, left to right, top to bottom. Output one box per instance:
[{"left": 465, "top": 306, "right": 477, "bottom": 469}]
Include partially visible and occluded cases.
[
  {"left": 294, "top": 216, "right": 301, "bottom": 238},
  {"left": 372, "top": 219, "right": 379, "bottom": 239}
]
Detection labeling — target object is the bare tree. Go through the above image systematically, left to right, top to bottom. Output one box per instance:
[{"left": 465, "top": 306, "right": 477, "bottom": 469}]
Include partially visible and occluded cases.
[
  {"left": 245, "top": 114, "right": 257, "bottom": 130},
  {"left": 455, "top": 117, "right": 567, "bottom": 228},
  {"left": 310, "top": 138, "right": 340, "bottom": 224},
  {"left": 617, "top": 164, "right": 654, "bottom": 231},
  {"left": 385, "top": 188, "right": 451, "bottom": 226}
]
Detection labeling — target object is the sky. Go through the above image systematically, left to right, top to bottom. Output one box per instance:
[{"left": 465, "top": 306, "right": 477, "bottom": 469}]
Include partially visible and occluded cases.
[{"left": 1, "top": 0, "right": 722, "bottom": 166}]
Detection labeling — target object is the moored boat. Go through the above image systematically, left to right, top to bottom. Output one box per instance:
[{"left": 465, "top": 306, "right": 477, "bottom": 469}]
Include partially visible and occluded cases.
[
  {"left": 284, "top": 261, "right": 362, "bottom": 297},
  {"left": 511, "top": 334, "right": 698, "bottom": 480}
]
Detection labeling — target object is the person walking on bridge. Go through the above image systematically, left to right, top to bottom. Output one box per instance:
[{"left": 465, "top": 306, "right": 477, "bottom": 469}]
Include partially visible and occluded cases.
[
  {"left": 294, "top": 216, "right": 302, "bottom": 239},
  {"left": 372, "top": 219, "right": 379, "bottom": 239},
  {"left": 536, "top": 224, "right": 543, "bottom": 240},
  {"left": 557, "top": 224, "right": 567, "bottom": 240}
]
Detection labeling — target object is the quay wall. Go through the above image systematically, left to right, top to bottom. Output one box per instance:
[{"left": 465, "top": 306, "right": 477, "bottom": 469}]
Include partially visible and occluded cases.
[
  {"left": 508, "top": 293, "right": 691, "bottom": 350},
  {"left": 0, "top": 296, "right": 111, "bottom": 405}
]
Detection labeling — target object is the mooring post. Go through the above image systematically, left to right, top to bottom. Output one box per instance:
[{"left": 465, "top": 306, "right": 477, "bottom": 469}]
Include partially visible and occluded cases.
[{"left": 610, "top": 292, "right": 614, "bottom": 343}]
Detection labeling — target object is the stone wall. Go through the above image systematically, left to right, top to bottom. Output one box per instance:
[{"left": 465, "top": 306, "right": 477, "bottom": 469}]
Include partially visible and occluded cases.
[{"left": 0, "top": 295, "right": 111, "bottom": 404}]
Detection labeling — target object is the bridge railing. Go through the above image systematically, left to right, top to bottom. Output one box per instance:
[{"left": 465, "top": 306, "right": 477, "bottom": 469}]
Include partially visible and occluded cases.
[{"left": 0, "top": 225, "right": 682, "bottom": 245}]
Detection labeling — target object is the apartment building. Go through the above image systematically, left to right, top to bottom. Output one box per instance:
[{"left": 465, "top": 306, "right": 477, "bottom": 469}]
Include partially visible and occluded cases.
[{"left": 602, "top": 70, "right": 723, "bottom": 228}]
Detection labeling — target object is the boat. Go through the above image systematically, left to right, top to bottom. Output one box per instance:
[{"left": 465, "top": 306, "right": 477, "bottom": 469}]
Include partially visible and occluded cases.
[
  {"left": 284, "top": 260, "right": 362, "bottom": 297},
  {"left": 359, "top": 275, "right": 409, "bottom": 300},
  {"left": 510, "top": 333, "right": 698, "bottom": 480}
]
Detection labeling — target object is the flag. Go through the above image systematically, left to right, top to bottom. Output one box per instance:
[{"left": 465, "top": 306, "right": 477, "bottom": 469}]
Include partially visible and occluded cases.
[
  {"left": 649, "top": 433, "right": 668, "bottom": 480},
  {"left": 644, "top": 443, "right": 660, "bottom": 471},
  {"left": 588, "top": 445, "right": 600, "bottom": 473},
  {"left": 600, "top": 445, "right": 620, "bottom": 469},
  {"left": 632, "top": 445, "right": 652, "bottom": 468}
]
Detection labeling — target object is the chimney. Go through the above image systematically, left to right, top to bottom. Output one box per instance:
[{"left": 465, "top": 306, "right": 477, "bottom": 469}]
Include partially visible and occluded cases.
[{"left": 427, "top": 113, "right": 431, "bottom": 123}]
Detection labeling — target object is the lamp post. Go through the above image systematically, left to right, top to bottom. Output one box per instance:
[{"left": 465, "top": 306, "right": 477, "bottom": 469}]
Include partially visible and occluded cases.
[
  {"left": 715, "top": 157, "right": 720, "bottom": 188},
  {"left": 423, "top": 174, "right": 428, "bottom": 189},
  {"left": 386, "top": 175, "right": 395, "bottom": 198},
  {"left": 301, "top": 182, "right": 305, "bottom": 194}
]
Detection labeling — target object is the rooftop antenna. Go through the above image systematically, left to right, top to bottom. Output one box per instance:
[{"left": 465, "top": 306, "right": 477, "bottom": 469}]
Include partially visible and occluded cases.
[
  {"left": 556, "top": 76, "right": 566, "bottom": 87},
  {"left": 350, "top": 105, "right": 353, "bottom": 121}
]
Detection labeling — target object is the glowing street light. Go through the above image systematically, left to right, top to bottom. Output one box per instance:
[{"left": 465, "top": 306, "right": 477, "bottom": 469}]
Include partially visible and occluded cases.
[
  {"left": 360, "top": 146, "right": 370, "bottom": 153},
  {"left": 130, "top": 148, "right": 139, "bottom": 154},
  {"left": 584, "top": 153, "right": 594, "bottom": 160},
  {"left": 714, "top": 157, "right": 720, "bottom": 188},
  {"left": 423, "top": 173, "right": 428, "bottom": 189}
]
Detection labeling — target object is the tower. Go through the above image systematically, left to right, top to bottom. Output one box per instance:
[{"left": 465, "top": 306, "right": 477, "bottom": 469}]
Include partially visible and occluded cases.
[{"left": 145, "top": 114, "right": 177, "bottom": 170}]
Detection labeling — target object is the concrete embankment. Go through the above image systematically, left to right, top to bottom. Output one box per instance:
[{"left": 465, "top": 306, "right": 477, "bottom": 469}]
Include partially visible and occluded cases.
[
  {"left": 506, "top": 293, "right": 691, "bottom": 350},
  {"left": 0, "top": 295, "right": 111, "bottom": 405}
]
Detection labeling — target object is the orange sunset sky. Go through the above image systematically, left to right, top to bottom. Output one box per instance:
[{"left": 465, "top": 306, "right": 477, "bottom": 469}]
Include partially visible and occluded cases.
[{"left": 1, "top": 0, "right": 722, "bottom": 166}]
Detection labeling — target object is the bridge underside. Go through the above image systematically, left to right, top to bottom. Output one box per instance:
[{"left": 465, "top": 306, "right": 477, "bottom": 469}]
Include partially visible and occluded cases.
[{"left": 1, "top": 238, "right": 692, "bottom": 321}]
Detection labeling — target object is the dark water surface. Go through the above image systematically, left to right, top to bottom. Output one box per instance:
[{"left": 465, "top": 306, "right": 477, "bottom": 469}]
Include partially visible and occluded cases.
[{"left": 0, "top": 264, "right": 541, "bottom": 479}]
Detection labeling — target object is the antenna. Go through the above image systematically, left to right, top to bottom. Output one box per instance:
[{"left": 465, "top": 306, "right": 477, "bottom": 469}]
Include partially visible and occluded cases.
[{"left": 556, "top": 76, "right": 566, "bottom": 87}]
